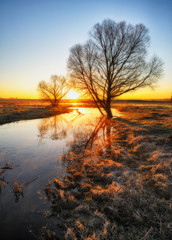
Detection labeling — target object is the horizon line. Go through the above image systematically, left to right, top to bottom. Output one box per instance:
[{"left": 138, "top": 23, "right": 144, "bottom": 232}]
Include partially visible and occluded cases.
[{"left": 0, "top": 98, "right": 171, "bottom": 102}]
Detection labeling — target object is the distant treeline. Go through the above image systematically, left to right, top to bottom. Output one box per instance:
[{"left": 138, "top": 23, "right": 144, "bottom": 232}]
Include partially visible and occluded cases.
[{"left": 0, "top": 98, "right": 171, "bottom": 104}]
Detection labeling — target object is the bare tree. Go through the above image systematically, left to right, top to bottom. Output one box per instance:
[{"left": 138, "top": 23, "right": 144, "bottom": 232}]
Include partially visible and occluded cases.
[
  {"left": 68, "top": 19, "right": 163, "bottom": 118},
  {"left": 37, "top": 75, "right": 70, "bottom": 106}
]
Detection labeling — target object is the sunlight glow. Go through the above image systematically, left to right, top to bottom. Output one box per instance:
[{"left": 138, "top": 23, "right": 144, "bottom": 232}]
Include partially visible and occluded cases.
[{"left": 66, "top": 89, "right": 80, "bottom": 99}]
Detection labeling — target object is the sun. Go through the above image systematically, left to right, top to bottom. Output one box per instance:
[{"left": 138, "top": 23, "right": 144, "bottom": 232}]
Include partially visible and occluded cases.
[{"left": 66, "top": 89, "right": 80, "bottom": 99}]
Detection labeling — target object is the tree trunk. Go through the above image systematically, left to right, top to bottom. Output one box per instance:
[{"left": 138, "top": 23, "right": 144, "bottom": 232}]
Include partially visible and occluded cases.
[{"left": 106, "top": 98, "right": 113, "bottom": 118}]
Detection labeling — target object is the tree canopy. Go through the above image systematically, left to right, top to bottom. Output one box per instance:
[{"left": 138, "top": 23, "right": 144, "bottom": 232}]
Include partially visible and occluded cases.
[
  {"left": 68, "top": 19, "right": 163, "bottom": 118},
  {"left": 37, "top": 75, "right": 70, "bottom": 106}
]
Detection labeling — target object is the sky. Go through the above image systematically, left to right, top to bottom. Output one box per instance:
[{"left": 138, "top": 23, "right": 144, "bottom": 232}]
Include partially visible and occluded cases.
[{"left": 0, "top": 0, "right": 171, "bottom": 99}]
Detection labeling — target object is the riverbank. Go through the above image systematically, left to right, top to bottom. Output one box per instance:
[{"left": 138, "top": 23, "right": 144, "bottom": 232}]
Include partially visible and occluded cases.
[
  {"left": 0, "top": 99, "right": 74, "bottom": 125},
  {"left": 0, "top": 102, "right": 172, "bottom": 239},
  {"left": 41, "top": 103, "right": 172, "bottom": 240}
]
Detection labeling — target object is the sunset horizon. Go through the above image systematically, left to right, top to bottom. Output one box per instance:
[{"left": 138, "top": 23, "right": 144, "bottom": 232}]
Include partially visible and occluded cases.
[
  {"left": 0, "top": 0, "right": 171, "bottom": 101},
  {"left": 0, "top": 1, "right": 172, "bottom": 240}
]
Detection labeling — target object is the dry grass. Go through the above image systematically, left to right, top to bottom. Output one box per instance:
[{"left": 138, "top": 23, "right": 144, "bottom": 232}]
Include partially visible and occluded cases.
[
  {"left": 0, "top": 99, "right": 73, "bottom": 125},
  {"left": 2, "top": 101, "right": 169, "bottom": 239},
  {"left": 41, "top": 103, "right": 172, "bottom": 240}
]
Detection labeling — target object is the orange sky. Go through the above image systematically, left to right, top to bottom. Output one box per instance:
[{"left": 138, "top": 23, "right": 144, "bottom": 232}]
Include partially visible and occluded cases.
[
  {"left": 0, "top": 1, "right": 171, "bottom": 100},
  {"left": 0, "top": 84, "right": 171, "bottom": 100}
]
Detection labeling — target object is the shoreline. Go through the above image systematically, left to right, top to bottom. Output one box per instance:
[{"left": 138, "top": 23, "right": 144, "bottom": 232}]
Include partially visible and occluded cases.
[
  {"left": 0, "top": 101, "right": 172, "bottom": 239},
  {"left": 0, "top": 106, "right": 74, "bottom": 125}
]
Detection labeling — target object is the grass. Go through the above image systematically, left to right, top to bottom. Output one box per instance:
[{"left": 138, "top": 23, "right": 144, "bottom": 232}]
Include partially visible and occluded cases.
[
  {"left": 0, "top": 99, "right": 73, "bottom": 125},
  {"left": 0, "top": 100, "right": 171, "bottom": 239},
  {"left": 41, "top": 103, "right": 172, "bottom": 240}
]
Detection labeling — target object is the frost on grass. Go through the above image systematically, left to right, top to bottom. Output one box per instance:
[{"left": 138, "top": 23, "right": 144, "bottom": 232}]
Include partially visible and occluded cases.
[{"left": 42, "top": 104, "right": 172, "bottom": 240}]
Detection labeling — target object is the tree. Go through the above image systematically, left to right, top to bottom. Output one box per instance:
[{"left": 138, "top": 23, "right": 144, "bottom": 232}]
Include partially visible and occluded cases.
[
  {"left": 68, "top": 19, "right": 163, "bottom": 118},
  {"left": 37, "top": 75, "right": 70, "bottom": 106}
]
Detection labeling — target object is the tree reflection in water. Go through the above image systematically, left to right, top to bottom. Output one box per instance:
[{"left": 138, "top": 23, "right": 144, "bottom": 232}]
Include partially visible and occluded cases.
[
  {"left": 37, "top": 108, "right": 113, "bottom": 147},
  {"left": 38, "top": 110, "right": 114, "bottom": 156},
  {"left": 42, "top": 113, "right": 124, "bottom": 239},
  {"left": 38, "top": 115, "right": 68, "bottom": 141},
  {"left": 69, "top": 115, "right": 113, "bottom": 157}
]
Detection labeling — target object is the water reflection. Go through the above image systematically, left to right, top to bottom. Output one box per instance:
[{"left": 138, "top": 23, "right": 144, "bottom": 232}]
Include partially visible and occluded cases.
[
  {"left": 0, "top": 107, "right": 120, "bottom": 239},
  {"left": 37, "top": 108, "right": 95, "bottom": 141},
  {"left": 37, "top": 111, "right": 115, "bottom": 160},
  {"left": 38, "top": 115, "right": 68, "bottom": 140},
  {"left": 43, "top": 115, "right": 120, "bottom": 239},
  {"left": 68, "top": 117, "right": 113, "bottom": 159}
]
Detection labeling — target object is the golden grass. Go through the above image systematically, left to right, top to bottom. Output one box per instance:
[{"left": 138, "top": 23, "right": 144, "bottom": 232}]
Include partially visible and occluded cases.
[
  {"left": 0, "top": 99, "right": 73, "bottom": 125},
  {"left": 41, "top": 103, "right": 172, "bottom": 239}
]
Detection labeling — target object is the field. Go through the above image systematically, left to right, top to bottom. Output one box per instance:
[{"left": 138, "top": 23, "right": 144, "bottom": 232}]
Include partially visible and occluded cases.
[
  {"left": 0, "top": 99, "right": 73, "bottom": 125},
  {"left": 0, "top": 100, "right": 172, "bottom": 239},
  {"left": 40, "top": 102, "right": 172, "bottom": 240}
]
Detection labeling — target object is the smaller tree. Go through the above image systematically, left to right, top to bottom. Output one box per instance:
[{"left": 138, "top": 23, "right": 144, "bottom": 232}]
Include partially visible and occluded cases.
[{"left": 37, "top": 75, "right": 70, "bottom": 106}]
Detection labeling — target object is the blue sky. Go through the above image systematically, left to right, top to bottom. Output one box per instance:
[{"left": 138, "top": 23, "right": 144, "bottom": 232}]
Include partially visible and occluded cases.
[{"left": 0, "top": 0, "right": 171, "bottom": 99}]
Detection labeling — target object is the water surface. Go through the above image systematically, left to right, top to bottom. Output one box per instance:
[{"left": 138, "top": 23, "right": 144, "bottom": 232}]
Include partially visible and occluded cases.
[{"left": 0, "top": 107, "right": 120, "bottom": 239}]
